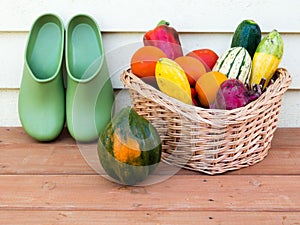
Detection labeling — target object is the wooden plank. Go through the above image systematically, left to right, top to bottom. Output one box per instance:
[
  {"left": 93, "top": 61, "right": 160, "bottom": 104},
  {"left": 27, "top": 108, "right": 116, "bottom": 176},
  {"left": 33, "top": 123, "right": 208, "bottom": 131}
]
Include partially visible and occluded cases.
[
  {"left": 1, "top": 0, "right": 300, "bottom": 32},
  {"left": 1, "top": 32, "right": 299, "bottom": 89},
  {"left": 0, "top": 127, "right": 75, "bottom": 145},
  {"left": 0, "top": 127, "right": 299, "bottom": 223},
  {"left": 1, "top": 127, "right": 300, "bottom": 147},
  {"left": 1, "top": 128, "right": 300, "bottom": 175},
  {"left": 272, "top": 128, "right": 300, "bottom": 148},
  {"left": 1, "top": 144, "right": 300, "bottom": 176},
  {"left": 0, "top": 145, "right": 94, "bottom": 175},
  {"left": 228, "top": 147, "right": 300, "bottom": 175},
  {"left": 0, "top": 175, "right": 299, "bottom": 211},
  {"left": 0, "top": 210, "right": 299, "bottom": 225}
]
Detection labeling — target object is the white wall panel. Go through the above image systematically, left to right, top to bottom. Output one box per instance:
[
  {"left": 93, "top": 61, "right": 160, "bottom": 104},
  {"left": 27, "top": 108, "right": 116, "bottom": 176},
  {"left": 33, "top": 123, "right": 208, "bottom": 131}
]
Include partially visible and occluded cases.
[
  {"left": 0, "top": 0, "right": 300, "bottom": 33},
  {"left": 0, "top": 0, "right": 299, "bottom": 127},
  {"left": 0, "top": 32, "right": 298, "bottom": 89},
  {"left": 0, "top": 32, "right": 26, "bottom": 88},
  {"left": 0, "top": 90, "right": 21, "bottom": 126},
  {"left": 278, "top": 90, "right": 300, "bottom": 127}
]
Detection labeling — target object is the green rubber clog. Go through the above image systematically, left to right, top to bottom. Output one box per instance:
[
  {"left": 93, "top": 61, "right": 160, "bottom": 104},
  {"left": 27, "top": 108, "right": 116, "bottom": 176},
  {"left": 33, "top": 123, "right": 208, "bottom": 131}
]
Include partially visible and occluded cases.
[
  {"left": 18, "top": 14, "right": 65, "bottom": 141},
  {"left": 66, "top": 15, "right": 114, "bottom": 142}
]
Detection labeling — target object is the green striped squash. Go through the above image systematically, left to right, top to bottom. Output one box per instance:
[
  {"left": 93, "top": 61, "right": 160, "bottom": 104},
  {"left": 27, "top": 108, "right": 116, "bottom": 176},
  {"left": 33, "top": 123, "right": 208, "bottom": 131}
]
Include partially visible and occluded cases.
[{"left": 213, "top": 47, "right": 252, "bottom": 85}]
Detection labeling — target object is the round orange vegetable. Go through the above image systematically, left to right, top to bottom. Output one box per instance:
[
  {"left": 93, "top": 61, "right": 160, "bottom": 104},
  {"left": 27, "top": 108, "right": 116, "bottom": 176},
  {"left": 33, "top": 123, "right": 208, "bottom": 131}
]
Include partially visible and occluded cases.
[
  {"left": 130, "top": 46, "right": 166, "bottom": 78},
  {"left": 174, "top": 56, "right": 206, "bottom": 86},
  {"left": 195, "top": 71, "right": 227, "bottom": 108}
]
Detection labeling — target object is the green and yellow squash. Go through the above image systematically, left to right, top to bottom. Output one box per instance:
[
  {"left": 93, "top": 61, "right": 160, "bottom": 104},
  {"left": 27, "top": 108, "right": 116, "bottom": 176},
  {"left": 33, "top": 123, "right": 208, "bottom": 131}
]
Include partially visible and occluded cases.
[
  {"left": 250, "top": 29, "right": 284, "bottom": 90},
  {"left": 98, "top": 107, "right": 162, "bottom": 185}
]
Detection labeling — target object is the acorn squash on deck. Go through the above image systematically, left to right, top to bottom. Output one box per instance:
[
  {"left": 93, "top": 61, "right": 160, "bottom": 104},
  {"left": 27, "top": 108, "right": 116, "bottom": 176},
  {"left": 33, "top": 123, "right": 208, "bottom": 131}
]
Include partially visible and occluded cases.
[{"left": 98, "top": 107, "right": 162, "bottom": 185}]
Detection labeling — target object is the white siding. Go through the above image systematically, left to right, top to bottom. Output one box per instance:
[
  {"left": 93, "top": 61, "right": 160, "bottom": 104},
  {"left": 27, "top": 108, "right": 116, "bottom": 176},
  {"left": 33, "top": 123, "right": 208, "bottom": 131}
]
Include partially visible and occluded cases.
[
  {"left": 0, "top": 0, "right": 299, "bottom": 127},
  {"left": 1, "top": 0, "right": 300, "bottom": 32}
]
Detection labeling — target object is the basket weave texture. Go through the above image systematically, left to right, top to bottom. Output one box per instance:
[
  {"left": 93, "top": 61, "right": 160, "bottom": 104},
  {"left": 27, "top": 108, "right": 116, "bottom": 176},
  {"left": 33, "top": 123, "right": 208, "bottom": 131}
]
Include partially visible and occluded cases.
[{"left": 121, "top": 68, "right": 292, "bottom": 175}]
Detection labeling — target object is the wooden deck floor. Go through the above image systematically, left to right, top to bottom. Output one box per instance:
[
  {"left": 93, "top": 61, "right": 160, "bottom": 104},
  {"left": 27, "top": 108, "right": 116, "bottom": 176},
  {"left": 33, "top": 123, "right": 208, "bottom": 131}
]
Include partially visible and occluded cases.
[{"left": 0, "top": 127, "right": 299, "bottom": 224}]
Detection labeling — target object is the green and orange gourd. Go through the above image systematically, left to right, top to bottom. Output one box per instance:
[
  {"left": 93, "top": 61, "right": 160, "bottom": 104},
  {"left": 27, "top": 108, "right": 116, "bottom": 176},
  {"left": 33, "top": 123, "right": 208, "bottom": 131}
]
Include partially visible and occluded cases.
[{"left": 98, "top": 107, "right": 162, "bottom": 185}]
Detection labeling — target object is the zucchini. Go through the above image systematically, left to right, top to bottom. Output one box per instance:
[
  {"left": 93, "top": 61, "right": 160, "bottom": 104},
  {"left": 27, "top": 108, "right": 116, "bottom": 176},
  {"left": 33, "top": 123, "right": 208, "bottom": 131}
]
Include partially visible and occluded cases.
[
  {"left": 231, "top": 19, "right": 262, "bottom": 58},
  {"left": 250, "top": 29, "right": 284, "bottom": 90}
]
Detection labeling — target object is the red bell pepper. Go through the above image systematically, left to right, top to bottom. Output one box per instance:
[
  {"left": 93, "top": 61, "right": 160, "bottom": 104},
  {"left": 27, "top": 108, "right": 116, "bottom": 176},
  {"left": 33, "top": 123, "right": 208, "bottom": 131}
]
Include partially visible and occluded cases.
[{"left": 143, "top": 20, "right": 183, "bottom": 59}]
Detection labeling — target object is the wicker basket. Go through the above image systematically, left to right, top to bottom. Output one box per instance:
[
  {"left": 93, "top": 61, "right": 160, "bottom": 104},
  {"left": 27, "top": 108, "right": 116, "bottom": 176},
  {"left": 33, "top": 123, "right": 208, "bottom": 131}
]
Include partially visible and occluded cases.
[{"left": 121, "top": 68, "right": 292, "bottom": 175}]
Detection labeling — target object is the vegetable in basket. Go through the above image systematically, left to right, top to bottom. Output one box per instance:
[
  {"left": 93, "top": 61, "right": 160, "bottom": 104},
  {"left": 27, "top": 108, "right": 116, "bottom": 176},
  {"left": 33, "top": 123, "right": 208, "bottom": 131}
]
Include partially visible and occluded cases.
[
  {"left": 231, "top": 19, "right": 262, "bottom": 58},
  {"left": 143, "top": 20, "right": 183, "bottom": 59},
  {"left": 250, "top": 29, "right": 284, "bottom": 90},
  {"left": 213, "top": 47, "right": 252, "bottom": 85},
  {"left": 155, "top": 58, "right": 193, "bottom": 105},
  {"left": 211, "top": 79, "right": 262, "bottom": 110}
]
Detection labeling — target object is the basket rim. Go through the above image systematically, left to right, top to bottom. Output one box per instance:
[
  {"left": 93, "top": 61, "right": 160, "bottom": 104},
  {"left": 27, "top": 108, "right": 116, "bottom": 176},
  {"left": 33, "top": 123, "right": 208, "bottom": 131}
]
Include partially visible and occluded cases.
[{"left": 121, "top": 68, "right": 292, "bottom": 123}]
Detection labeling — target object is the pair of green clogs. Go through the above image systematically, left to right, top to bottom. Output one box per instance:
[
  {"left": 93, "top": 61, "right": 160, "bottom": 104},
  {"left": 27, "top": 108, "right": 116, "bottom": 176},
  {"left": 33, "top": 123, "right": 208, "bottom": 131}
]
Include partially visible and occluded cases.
[{"left": 18, "top": 14, "right": 114, "bottom": 142}]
